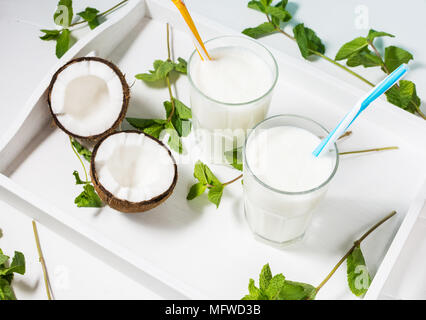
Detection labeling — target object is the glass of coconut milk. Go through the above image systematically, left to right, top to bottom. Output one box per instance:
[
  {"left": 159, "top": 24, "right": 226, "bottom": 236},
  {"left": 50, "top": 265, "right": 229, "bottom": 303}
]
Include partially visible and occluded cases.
[
  {"left": 187, "top": 36, "right": 278, "bottom": 163},
  {"left": 243, "top": 115, "right": 339, "bottom": 245}
]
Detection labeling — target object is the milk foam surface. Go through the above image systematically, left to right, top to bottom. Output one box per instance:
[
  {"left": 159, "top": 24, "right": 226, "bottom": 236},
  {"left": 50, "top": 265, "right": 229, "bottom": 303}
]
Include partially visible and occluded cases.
[
  {"left": 191, "top": 46, "right": 273, "bottom": 104},
  {"left": 246, "top": 126, "right": 335, "bottom": 192}
]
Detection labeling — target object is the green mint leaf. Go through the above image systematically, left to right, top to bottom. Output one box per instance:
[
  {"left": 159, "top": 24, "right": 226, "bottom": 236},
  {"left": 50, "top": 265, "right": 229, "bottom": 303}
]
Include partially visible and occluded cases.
[
  {"left": 53, "top": 0, "right": 73, "bottom": 27},
  {"left": 247, "top": 0, "right": 266, "bottom": 13},
  {"left": 260, "top": 0, "right": 273, "bottom": 6},
  {"left": 262, "top": 0, "right": 272, "bottom": 5},
  {"left": 275, "top": 0, "right": 288, "bottom": 8},
  {"left": 271, "top": 1, "right": 290, "bottom": 26},
  {"left": 266, "top": 6, "right": 292, "bottom": 24},
  {"left": 77, "top": 7, "right": 100, "bottom": 30},
  {"left": 242, "top": 22, "right": 276, "bottom": 39},
  {"left": 293, "top": 23, "right": 325, "bottom": 59},
  {"left": 55, "top": 28, "right": 71, "bottom": 58},
  {"left": 40, "top": 29, "right": 60, "bottom": 41},
  {"left": 366, "top": 29, "right": 394, "bottom": 42},
  {"left": 335, "top": 37, "right": 368, "bottom": 60},
  {"left": 384, "top": 46, "right": 413, "bottom": 72},
  {"left": 346, "top": 48, "right": 383, "bottom": 68},
  {"left": 174, "top": 57, "right": 187, "bottom": 74},
  {"left": 135, "top": 60, "right": 175, "bottom": 82},
  {"left": 386, "top": 80, "right": 420, "bottom": 113},
  {"left": 173, "top": 98, "right": 192, "bottom": 119},
  {"left": 163, "top": 100, "right": 174, "bottom": 119},
  {"left": 163, "top": 101, "right": 187, "bottom": 138},
  {"left": 126, "top": 118, "right": 166, "bottom": 129},
  {"left": 127, "top": 118, "right": 168, "bottom": 139},
  {"left": 174, "top": 118, "right": 191, "bottom": 138},
  {"left": 165, "top": 122, "right": 183, "bottom": 153},
  {"left": 143, "top": 123, "right": 167, "bottom": 139},
  {"left": 71, "top": 138, "right": 92, "bottom": 161},
  {"left": 224, "top": 147, "right": 243, "bottom": 171},
  {"left": 193, "top": 161, "right": 208, "bottom": 185},
  {"left": 204, "top": 165, "right": 221, "bottom": 186},
  {"left": 73, "top": 170, "right": 88, "bottom": 185},
  {"left": 186, "top": 183, "right": 207, "bottom": 200},
  {"left": 75, "top": 184, "right": 102, "bottom": 208},
  {"left": 207, "top": 185, "right": 224, "bottom": 208},
  {"left": 347, "top": 245, "right": 371, "bottom": 297},
  {"left": 0, "top": 249, "right": 14, "bottom": 285},
  {"left": 10, "top": 251, "right": 25, "bottom": 275},
  {"left": 0, "top": 252, "right": 9, "bottom": 266},
  {"left": 0, "top": 252, "right": 26, "bottom": 277},
  {"left": 259, "top": 263, "right": 273, "bottom": 292},
  {"left": 265, "top": 274, "right": 286, "bottom": 300},
  {"left": 0, "top": 278, "right": 16, "bottom": 300},
  {"left": 245, "top": 278, "right": 263, "bottom": 300},
  {"left": 279, "top": 280, "right": 317, "bottom": 300}
]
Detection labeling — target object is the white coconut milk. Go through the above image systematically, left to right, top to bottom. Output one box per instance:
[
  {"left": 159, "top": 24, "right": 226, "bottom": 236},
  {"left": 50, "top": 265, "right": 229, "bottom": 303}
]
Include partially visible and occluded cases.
[
  {"left": 188, "top": 42, "right": 277, "bottom": 163},
  {"left": 191, "top": 47, "right": 273, "bottom": 104},
  {"left": 243, "top": 126, "right": 336, "bottom": 244}
]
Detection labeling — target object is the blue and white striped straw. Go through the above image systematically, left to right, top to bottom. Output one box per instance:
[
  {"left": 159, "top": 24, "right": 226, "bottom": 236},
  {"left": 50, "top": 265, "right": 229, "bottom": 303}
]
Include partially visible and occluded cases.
[{"left": 313, "top": 64, "right": 408, "bottom": 157}]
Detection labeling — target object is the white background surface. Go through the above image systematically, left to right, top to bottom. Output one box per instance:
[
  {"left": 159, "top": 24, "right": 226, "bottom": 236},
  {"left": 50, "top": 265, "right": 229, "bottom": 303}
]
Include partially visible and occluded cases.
[{"left": 0, "top": 0, "right": 425, "bottom": 300}]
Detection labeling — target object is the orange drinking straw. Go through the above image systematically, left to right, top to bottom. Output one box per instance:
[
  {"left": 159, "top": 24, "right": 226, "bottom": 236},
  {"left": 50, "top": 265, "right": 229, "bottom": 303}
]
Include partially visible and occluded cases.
[{"left": 171, "top": 0, "right": 211, "bottom": 61}]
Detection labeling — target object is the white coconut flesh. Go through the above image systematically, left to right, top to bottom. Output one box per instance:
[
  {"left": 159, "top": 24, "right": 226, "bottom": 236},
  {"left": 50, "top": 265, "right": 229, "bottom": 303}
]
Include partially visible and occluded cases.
[
  {"left": 50, "top": 60, "right": 124, "bottom": 137},
  {"left": 94, "top": 132, "right": 176, "bottom": 203}
]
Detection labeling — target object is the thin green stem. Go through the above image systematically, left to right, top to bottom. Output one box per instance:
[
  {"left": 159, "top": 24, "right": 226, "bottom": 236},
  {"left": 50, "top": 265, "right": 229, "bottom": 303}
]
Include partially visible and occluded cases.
[
  {"left": 69, "top": 0, "right": 128, "bottom": 27},
  {"left": 266, "top": 14, "right": 375, "bottom": 87},
  {"left": 165, "top": 23, "right": 176, "bottom": 123},
  {"left": 369, "top": 41, "right": 389, "bottom": 73},
  {"left": 312, "top": 50, "right": 375, "bottom": 87},
  {"left": 416, "top": 107, "right": 426, "bottom": 120},
  {"left": 69, "top": 137, "right": 88, "bottom": 181},
  {"left": 339, "top": 146, "right": 398, "bottom": 155},
  {"left": 206, "top": 174, "right": 243, "bottom": 188},
  {"left": 222, "top": 174, "right": 243, "bottom": 186},
  {"left": 314, "top": 210, "right": 397, "bottom": 295},
  {"left": 32, "top": 220, "right": 53, "bottom": 300}
]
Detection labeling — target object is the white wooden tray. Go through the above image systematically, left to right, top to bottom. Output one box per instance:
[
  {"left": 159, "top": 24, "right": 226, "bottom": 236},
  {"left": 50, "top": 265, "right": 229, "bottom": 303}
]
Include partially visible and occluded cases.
[{"left": 1, "top": 0, "right": 426, "bottom": 299}]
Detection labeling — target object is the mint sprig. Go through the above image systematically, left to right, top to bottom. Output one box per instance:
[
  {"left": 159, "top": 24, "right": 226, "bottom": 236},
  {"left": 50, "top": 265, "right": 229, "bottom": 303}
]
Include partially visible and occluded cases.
[
  {"left": 40, "top": 0, "right": 128, "bottom": 58},
  {"left": 242, "top": 1, "right": 425, "bottom": 119},
  {"left": 128, "top": 23, "right": 191, "bottom": 154},
  {"left": 70, "top": 137, "right": 102, "bottom": 208},
  {"left": 187, "top": 161, "right": 242, "bottom": 208},
  {"left": 187, "top": 161, "right": 224, "bottom": 208},
  {"left": 244, "top": 211, "right": 396, "bottom": 299},
  {"left": 0, "top": 249, "right": 26, "bottom": 300},
  {"left": 242, "top": 264, "right": 316, "bottom": 300}
]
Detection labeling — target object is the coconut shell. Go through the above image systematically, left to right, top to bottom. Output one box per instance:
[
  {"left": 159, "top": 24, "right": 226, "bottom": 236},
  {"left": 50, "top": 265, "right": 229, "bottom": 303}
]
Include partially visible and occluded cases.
[
  {"left": 47, "top": 57, "right": 130, "bottom": 141},
  {"left": 90, "top": 130, "right": 178, "bottom": 213}
]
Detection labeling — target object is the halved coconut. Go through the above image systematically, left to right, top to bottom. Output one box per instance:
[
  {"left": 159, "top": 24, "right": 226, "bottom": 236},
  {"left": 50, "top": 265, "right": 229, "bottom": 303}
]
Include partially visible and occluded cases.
[
  {"left": 47, "top": 57, "right": 129, "bottom": 140},
  {"left": 90, "top": 131, "right": 178, "bottom": 213}
]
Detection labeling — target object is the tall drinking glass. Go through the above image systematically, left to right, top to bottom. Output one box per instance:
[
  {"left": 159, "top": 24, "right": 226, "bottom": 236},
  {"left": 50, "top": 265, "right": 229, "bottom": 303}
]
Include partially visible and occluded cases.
[
  {"left": 187, "top": 36, "right": 278, "bottom": 163},
  {"left": 243, "top": 115, "right": 339, "bottom": 245}
]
